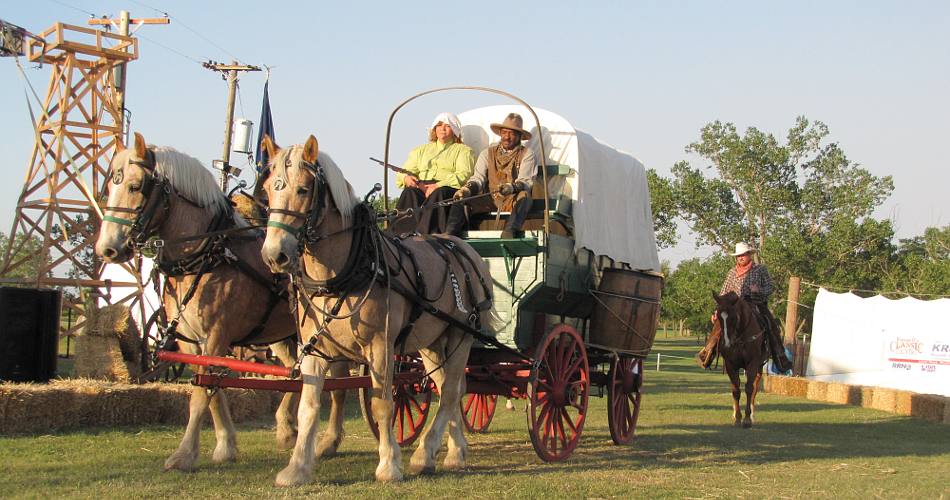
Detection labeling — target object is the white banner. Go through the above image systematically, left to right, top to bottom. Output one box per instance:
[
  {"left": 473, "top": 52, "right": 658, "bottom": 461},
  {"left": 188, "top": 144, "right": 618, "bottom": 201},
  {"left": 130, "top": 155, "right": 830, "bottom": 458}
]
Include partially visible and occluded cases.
[{"left": 806, "top": 288, "right": 950, "bottom": 397}]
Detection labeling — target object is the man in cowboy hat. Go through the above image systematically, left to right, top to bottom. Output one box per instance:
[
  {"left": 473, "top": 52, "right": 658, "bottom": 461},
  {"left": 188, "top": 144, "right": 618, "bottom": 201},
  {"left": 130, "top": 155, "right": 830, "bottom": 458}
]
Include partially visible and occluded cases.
[
  {"left": 445, "top": 112, "right": 537, "bottom": 239},
  {"left": 696, "top": 242, "right": 793, "bottom": 372}
]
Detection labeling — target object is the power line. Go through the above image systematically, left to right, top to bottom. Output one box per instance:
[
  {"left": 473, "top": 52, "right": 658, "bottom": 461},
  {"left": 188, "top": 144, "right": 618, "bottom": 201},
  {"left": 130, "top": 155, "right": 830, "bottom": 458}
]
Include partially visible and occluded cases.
[
  {"left": 44, "top": 0, "right": 97, "bottom": 18},
  {"left": 127, "top": 0, "right": 242, "bottom": 62},
  {"left": 134, "top": 31, "right": 203, "bottom": 64},
  {"left": 800, "top": 280, "right": 950, "bottom": 299}
]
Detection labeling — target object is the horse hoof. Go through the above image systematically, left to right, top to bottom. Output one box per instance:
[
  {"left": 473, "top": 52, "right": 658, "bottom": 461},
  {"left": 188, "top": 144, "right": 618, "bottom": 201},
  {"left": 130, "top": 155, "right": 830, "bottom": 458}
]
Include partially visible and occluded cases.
[
  {"left": 742, "top": 421, "right": 753, "bottom": 429},
  {"left": 314, "top": 440, "right": 339, "bottom": 459},
  {"left": 212, "top": 444, "right": 237, "bottom": 463},
  {"left": 164, "top": 452, "right": 198, "bottom": 472},
  {"left": 408, "top": 462, "right": 436, "bottom": 475},
  {"left": 376, "top": 463, "right": 404, "bottom": 482},
  {"left": 275, "top": 465, "right": 312, "bottom": 487}
]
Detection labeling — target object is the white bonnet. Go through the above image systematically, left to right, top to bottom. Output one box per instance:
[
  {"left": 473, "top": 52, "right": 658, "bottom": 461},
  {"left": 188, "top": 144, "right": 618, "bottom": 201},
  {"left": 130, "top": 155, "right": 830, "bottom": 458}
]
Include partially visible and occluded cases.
[{"left": 430, "top": 112, "right": 462, "bottom": 139}]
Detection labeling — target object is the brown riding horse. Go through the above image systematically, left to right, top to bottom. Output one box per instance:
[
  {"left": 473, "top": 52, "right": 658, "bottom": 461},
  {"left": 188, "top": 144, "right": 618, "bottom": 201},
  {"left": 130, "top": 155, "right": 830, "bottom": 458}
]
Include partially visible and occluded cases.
[{"left": 711, "top": 291, "right": 771, "bottom": 428}]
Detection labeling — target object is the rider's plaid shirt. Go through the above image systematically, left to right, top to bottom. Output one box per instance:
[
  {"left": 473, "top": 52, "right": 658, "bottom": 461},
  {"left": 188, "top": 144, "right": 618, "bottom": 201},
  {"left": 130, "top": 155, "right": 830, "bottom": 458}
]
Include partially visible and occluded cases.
[{"left": 720, "top": 264, "right": 774, "bottom": 303}]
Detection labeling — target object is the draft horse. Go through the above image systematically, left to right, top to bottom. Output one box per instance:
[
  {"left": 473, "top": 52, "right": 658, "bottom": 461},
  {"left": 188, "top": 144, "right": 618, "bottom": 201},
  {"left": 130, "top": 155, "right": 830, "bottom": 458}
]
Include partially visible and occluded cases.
[
  {"left": 95, "top": 133, "right": 350, "bottom": 471},
  {"left": 260, "top": 135, "right": 496, "bottom": 486},
  {"left": 711, "top": 291, "right": 771, "bottom": 428}
]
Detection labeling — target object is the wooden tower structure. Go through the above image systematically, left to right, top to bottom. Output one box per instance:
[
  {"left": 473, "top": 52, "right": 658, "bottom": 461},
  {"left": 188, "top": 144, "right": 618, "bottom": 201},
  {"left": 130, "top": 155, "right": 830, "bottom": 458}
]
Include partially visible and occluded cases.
[{"left": 0, "top": 23, "right": 141, "bottom": 335}]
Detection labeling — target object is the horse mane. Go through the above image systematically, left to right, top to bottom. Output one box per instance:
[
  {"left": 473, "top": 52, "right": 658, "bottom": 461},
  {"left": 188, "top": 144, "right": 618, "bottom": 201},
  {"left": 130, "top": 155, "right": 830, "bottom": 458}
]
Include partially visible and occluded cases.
[
  {"left": 270, "top": 145, "right": 359, "bottom": 226},
  {"left": 149, "top": 147, "right": 234, "bottom": 220}
]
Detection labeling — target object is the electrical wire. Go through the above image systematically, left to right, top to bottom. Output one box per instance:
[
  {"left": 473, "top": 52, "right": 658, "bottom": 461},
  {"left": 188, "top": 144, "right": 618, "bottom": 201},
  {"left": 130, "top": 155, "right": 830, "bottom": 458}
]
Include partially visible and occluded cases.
[
  {"left": 45, "top": 0, "right": 97, "bottom": 18},
  {"left": 128, "top": 0, "right": 242, "bottom": 62},
  {"left": 134, "top": 30, "right": 204, "bottom": 64},
  {"left": 799, "top": 280, "right": 950, "bottom": 299}
]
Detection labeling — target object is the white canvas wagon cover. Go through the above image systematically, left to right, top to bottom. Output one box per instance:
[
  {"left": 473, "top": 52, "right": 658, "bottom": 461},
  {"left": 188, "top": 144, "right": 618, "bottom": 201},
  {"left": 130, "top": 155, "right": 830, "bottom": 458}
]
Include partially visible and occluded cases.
[{"left": 458, "top": 105, "right": 660, "bottom": 271}]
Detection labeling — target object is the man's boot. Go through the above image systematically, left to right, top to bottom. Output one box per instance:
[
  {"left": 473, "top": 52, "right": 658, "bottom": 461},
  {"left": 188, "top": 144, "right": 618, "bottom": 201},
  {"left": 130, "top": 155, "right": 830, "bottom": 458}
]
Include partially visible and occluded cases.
[
  {"left": 763, "top": 323, "right": 792, "bottom": 372},
  {"left": 695, "top": 330, "right": 720, "bottom": 369}
]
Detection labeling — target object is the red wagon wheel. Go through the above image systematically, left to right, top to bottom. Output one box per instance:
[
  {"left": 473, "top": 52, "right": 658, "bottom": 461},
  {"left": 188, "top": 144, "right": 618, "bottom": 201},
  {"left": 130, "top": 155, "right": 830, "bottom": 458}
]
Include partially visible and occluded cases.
[
  {"left": 527, "top": 324, "right": 590, "bottom": 462},
  {"left": 359, "top": 355, "right": 433, "bottom": 447},
  {"left": 607, "top": 355, "right": 643, "bottom": 445},
  {"left": 461, "top": 393, "right": 497, "bottom": 433}
]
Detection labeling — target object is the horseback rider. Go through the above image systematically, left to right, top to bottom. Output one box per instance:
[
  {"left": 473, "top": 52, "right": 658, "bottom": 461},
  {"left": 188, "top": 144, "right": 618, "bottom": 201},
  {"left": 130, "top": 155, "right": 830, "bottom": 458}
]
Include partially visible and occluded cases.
[{"left": 696, "top": 242, "right": 793, "bottom": 372}]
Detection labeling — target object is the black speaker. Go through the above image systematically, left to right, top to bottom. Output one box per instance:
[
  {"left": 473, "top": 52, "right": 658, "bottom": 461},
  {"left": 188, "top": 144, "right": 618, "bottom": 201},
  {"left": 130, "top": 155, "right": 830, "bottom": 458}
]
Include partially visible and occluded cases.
[{"left": 0, "top": 287, "right": 61, "bottom": 382}]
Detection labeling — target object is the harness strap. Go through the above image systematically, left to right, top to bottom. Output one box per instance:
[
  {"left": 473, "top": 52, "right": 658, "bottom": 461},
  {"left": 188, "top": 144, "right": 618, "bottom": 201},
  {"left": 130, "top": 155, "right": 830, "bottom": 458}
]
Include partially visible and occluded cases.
[{"left": 385, "top": 277, "right": 530, "bottom": 361}]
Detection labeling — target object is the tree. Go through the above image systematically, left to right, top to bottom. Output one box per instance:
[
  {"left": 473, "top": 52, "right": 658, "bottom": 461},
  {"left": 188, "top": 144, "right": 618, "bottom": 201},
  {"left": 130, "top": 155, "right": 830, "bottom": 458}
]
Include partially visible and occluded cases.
[
  {"left": 660, "top": 117, "right": 896, "bottom": 330},
  {"left": 646, "top": 170, "right": 679, "bottom": 249},
  {"left": 882, "top": 225, "right": 950, "bottom": 297},
  {"left": 0, "top": 231, "right": 50, "bottom": 284},
  {"left": 661, "top": 255, "right": 731, "bottom": 335}
]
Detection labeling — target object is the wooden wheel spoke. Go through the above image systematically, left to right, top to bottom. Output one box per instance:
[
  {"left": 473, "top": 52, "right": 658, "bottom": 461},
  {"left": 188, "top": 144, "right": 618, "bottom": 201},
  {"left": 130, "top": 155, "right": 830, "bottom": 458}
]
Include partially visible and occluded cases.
[
  {"left": 564, "top": 354, "right": 584, "bottom": 378},
  {"left": 463, "top": 394, "right": 476, "bottom": 413},
  {"left": 561, "top": 406, "right": 580, "bottom": 434},
  {"left": 555, "top": 408, "right": 569, "bottom": 449}
]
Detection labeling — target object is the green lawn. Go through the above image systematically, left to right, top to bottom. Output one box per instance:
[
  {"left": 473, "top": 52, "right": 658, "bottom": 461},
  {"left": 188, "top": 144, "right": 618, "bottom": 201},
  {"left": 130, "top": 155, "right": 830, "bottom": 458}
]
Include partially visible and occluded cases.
[{"left": 3, "top": 337, "right": 948, "bottom": 498}]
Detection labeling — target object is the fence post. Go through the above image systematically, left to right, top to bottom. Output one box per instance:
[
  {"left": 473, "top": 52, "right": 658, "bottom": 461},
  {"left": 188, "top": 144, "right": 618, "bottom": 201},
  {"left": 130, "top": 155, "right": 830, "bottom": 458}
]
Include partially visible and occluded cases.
[
  {"left": 784, "top": 276, "right": 801, "bottom": 374},
  {"left": 784, "top": 277, "right": 800, "bottom": 345},
  {"left": 656, "top": 352, "right": 661, "bottom": 371}
]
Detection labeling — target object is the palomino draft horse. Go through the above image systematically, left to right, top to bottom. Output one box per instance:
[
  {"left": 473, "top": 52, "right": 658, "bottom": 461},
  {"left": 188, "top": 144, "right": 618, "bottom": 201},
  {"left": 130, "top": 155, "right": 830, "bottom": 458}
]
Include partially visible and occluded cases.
[
  {"left": 95, "top": 133, "right": 350, "bottom": 470},
  {"left": 260, "top": 135, "right": 497, "bottom": 486},
  {"left": 711, "top": 291, "right": 771, "bottom": 428}
]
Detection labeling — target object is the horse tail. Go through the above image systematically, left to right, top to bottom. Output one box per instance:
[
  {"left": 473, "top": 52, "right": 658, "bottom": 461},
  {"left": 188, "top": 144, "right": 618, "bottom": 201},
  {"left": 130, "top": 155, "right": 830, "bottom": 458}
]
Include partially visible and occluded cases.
[{"left": 483, "top": 303, "right": 506, "bottom": 335}]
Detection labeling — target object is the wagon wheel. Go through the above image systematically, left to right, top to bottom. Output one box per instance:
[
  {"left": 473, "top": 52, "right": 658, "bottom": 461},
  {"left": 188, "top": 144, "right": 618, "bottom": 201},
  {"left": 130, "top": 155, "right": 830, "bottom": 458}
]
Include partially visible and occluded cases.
[
  {"left": 136, "top": 310, "right": 185, "bottom": 383},
  {"left": 527, "top": 324, "right": 590, "bottom": 462},
  {"left": 359, "top": 355, "right": 433, "bottom": 447},
  {"left": 607, "top": 355, "right": 643, "bottom": 445},
  {"left": 461, "top": 393, "right": 497, "bottom": 433}
]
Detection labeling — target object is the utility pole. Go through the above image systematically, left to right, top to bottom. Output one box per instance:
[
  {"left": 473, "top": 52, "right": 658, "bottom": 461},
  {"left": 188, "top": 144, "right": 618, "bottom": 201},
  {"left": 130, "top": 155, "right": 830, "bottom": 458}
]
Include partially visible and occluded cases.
[{"left": 203, "top": 61, "right": 260, "bottom": 191}]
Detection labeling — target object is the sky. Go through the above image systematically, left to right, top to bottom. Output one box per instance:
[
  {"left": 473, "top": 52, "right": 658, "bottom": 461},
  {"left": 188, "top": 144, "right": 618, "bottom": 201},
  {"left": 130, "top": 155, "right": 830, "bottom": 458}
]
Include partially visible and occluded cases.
[{"left": 1, "top": 0, "right": 947, "bottom": 266}]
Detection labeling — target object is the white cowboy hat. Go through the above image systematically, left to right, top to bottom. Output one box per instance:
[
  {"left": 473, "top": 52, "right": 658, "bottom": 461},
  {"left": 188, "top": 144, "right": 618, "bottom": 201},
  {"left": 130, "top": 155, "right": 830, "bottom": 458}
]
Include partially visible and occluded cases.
[{"left": 730, "top": 242, "right": 756, "bottom": 256}]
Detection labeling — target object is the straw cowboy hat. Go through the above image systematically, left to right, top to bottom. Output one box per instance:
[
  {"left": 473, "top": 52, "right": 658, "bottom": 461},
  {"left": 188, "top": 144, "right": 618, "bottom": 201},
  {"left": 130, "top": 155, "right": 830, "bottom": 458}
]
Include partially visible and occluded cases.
[
  {"left": 490, "top": 113, "right": 532, "bottom": 141},
  {"left": 730, "top": 242, "right": 756, "bottom": 256}
]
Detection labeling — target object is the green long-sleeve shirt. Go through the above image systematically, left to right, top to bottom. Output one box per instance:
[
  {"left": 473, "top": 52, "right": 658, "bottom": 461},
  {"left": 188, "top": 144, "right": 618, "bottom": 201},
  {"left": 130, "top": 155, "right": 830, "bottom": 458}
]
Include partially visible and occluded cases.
[{"left": 395, "top": 141, "right": 475, "bottom": 190}]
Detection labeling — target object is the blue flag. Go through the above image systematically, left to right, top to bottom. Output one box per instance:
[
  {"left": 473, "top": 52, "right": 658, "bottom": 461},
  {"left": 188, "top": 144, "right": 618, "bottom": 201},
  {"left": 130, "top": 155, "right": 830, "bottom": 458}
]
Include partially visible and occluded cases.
[{"left": 255, "top": 80, "right": 276, "bottom": 174}]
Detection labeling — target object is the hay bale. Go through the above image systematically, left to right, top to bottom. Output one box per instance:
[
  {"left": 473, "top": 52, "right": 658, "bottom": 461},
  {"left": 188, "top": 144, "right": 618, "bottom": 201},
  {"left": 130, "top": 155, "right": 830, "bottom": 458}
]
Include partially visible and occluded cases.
[
  {"left": 232, "top": 193, "right": 263, "bottom": 221},
  {"left": 74, "top": 305, "right": 141, "bottom": 382},
  {"left": 761, "top": 374, "right": 773, "bottom": 392},
  {"left": 767, "top": 375, "right": 785, "bottom": 395},
  {"left": 784, "top": 377, "right": 808, "bottom": 398},
  {"left": 0, "top": 379, "right": 290, "bottom": 434},
  {"left": 806, "top": 380, "right": 829, "bottom": 401},
  {"left": 826, "top": 383, "right": 863, "bottom": 405},
  {"left": 868, "top": 388, "right": 898, "bottom": 413},
  {"left": 894, "top": 390, "right": 915, "bottom": 416},
  {"left": 902, "top": 393, "right": 946, "bottom": 423}
]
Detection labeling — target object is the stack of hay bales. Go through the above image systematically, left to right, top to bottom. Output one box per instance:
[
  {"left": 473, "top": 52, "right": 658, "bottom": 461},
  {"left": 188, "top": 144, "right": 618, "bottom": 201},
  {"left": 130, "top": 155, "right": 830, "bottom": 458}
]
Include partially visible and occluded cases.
[
  {"left": 74, "top": 304, "right": 143, "bottom": 382},
  {"left": 763, "top": 374, "right": 949, "bottom": 424},
  {"left": 0, "top": 379, "right": 282, "bottom": 434}
]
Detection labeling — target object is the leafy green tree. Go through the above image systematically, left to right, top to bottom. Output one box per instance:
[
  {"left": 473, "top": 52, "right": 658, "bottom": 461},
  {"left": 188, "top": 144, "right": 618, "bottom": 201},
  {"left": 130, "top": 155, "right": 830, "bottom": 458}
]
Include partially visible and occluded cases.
[
  {"left": 659, "top": 117, "right": 897, "bottom": 331},
  {"left": 646, "top": 170, "right": 678, "bottom": 249},
  {"left": 882, "top": 225, "right": 950, "bottom": 296},
  {"left": 0, "top": 231, "right": 50, "bottom": 284},
  {"left": 661, "top": 255, "right": 731, "bottom": 335}
]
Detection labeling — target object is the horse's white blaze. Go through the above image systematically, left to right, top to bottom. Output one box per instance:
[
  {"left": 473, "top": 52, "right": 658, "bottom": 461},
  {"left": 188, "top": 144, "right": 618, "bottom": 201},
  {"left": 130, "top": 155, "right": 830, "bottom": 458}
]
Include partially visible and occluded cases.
[{"left": 720, "top": 311, "right": 731, "bottom": 348}]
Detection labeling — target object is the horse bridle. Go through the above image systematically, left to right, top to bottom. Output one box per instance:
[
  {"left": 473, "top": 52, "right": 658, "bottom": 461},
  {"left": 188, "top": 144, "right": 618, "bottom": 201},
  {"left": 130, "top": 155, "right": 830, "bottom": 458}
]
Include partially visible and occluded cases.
[
  {"left": 102, "top": 149, "right": 172, "bottom": 248},
  {"left": 266, "top": 156, "right": 328, "bottom": 250}
]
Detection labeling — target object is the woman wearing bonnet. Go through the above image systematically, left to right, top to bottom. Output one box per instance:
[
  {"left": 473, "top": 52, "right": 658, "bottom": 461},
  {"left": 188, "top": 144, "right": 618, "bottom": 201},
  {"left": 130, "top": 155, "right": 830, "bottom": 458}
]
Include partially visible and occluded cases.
[{"left": 392, "top": 112, "right": 475, "bottom": 234}]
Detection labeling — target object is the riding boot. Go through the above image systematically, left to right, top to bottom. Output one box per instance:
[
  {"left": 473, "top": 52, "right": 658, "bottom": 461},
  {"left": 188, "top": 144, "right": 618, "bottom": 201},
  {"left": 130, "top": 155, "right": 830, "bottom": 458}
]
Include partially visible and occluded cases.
[
  {"left": 767, "top": 328, "right": 793, "bottom": 373},
  {"left": 695, "top": 329, "right": 720, "bottom": 369}
]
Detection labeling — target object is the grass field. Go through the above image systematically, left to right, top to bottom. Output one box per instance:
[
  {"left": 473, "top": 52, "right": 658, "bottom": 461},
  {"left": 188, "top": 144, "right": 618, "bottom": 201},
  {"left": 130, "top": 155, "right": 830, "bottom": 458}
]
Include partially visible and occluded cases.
[{"left": 4, "top": 337, "right": 948, "bottom": 498}]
